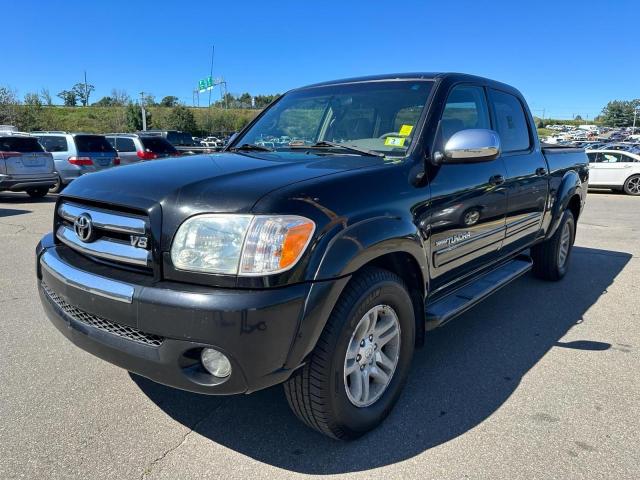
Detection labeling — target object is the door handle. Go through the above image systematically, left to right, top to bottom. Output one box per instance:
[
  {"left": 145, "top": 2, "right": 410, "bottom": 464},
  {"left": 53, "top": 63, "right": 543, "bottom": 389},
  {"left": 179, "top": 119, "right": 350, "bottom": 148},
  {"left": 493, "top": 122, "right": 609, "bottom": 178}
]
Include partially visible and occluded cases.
[
  {"left": 535, "top": 167, "right": 547, "bottom": 176},
  {"left": 489, "top": 174, "right": 505, "bottom": 185}
]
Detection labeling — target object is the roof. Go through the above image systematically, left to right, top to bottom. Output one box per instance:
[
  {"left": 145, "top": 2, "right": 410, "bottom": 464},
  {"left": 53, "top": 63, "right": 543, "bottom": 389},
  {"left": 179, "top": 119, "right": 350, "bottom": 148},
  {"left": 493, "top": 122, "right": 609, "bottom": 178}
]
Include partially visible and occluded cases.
[{"left": 296, "top": 72, "right": 516, "bottom": 92}]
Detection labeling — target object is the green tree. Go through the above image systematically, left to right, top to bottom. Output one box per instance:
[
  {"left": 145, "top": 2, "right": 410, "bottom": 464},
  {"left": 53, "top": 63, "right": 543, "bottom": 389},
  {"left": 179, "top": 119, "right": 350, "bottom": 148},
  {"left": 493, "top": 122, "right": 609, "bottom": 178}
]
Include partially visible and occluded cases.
[
  {"left": 72, "top": 82, "right": 95, "bottom": 107},
  {"left": 0, "top": 86, "right": 20, "bottom": 124},
  {"left": 40, "top": 88, "right": 53, "bottom": 106},
  {"left": 111, "top": 89, "right": 130, "bottom": 106},
  {"left": 57, "top": 90, "right": 77, "bottom": 107},
  {"left": 24, "top": 92, "right": 42, "bottom": 106},
  {"left": 237, "top": 92, "right": 252, "bottom": 108},
  {"left": 142, "top": 94, "right": 156, "bottom": 106},
  {"left": 254, "top": 94, "right": 279, "bottom": 109},
  {"left": 159, "top": 95, "right": 179, "bottom": 107},
  {"left": 93, "top": 96, "right": 115, "bottom": 107},
  {"left": 599, "top": 99, "right": 640, "bottom": 127},
  {"left": 125, "top": 102, "right": 152, "bottom": 131},
  {"left": 166, "top": 105, "right": 197, "bottom": 132},
  {"left": 574, "top": 114, "right": 583, "bottom": 121}
]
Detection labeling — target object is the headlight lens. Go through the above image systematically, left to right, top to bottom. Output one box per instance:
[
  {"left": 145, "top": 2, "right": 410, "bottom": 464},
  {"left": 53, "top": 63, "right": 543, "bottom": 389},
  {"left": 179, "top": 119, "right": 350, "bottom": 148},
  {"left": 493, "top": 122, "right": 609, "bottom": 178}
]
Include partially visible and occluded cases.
[{"left": 171, "top": 214, "right": 315, "bottom": 275}]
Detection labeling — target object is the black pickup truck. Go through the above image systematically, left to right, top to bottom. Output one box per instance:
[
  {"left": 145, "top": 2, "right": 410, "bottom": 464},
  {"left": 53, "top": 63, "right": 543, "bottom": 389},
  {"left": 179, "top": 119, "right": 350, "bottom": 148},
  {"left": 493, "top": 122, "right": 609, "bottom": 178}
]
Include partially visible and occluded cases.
[{"left": 36, "top": 73, "right": 588, "bottom": 439}]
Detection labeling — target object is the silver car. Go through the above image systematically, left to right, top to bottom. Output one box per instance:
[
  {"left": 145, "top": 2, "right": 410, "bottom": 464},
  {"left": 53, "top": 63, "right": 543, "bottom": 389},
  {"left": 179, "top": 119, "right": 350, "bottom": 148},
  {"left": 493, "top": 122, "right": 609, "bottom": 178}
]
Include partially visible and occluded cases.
[
  {"left": 0, "top": 130, "right": 57, "bottom": 198},
  {"left": 32, "top": 132, "right": 119, "bottom": 193},
  {"left": 104, "top": 134, "right": 179, "bottom": 165}
]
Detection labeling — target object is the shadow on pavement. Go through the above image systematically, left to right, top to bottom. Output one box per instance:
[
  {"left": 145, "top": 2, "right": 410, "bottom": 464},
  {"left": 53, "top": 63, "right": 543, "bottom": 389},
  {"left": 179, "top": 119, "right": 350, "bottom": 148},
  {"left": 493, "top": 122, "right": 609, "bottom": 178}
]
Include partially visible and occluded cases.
[
  {"left": 0, "top": 193, "right": 57, "bottom": 204},
  {"left": 0, "top": 207, "right": 32, "bottom": 218},
  {"left": 131, "top": 246, "right": 630, "bottom": 474}
]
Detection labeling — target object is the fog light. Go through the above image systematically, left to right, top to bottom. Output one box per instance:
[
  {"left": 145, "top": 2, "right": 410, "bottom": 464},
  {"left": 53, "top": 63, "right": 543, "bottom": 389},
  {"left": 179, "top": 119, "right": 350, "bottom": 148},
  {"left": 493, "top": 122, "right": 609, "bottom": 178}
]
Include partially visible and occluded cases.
[{"left": 201, "top": 348, "right": 232, "bottom": 378}]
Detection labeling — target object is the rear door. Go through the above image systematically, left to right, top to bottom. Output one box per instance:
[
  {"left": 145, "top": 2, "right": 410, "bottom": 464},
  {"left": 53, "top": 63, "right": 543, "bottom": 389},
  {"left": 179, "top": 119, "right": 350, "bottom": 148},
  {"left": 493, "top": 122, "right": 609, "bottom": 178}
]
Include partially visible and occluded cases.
[
  {"left": 428, "top": 84, "right": 508, "bottom": 290},
  {"left": 488, "top": 88, "right": 549, "bottom": 253},
  {"left": 72, "top": 135, "right": 117, "bottom": 171},
  {"left": 0, "top": 136, "right": 54, "bottom": 175}
]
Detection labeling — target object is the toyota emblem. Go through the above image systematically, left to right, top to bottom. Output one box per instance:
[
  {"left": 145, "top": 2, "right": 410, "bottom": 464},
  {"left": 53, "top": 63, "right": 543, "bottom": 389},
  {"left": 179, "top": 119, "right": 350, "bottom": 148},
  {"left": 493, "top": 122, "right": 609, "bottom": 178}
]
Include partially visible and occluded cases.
[{"left": 74, "top": 213, "right": 94, "bottom": 242}]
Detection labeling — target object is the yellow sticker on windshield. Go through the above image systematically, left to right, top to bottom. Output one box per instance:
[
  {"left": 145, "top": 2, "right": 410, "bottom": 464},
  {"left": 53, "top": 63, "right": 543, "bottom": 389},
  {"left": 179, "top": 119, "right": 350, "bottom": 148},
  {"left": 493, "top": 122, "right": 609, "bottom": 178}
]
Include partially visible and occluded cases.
[
  {"left": 399, "top": 124, "right": 414, "bottom": 136},
  {"left": 384, "top": 137, "right": 406, "bottom": 147}
]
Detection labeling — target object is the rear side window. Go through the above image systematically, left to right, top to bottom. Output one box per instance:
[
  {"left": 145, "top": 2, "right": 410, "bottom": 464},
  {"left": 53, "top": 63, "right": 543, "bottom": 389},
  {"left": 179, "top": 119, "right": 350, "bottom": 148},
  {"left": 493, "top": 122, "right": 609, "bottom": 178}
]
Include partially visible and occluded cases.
[
  {"left": 440, "top": 85, "right": 490, "bottom": 145},
  {"left": 489, "top": 89, "right": 530, "bottom": 152},
  {"left": 73, "top": 135, "right": 116, "bottom": 153},
  {"left": 0, "top": 136, "right": 45, "bottom": 152},
  {"left": 38, "top": 136, "right": 68, "bottom": 152},
  {"left": 140, "top": 136, "right": 178, "bottom": 154},
  {"left": 115, "top": 137, "right": 136, "bottom": 152}
]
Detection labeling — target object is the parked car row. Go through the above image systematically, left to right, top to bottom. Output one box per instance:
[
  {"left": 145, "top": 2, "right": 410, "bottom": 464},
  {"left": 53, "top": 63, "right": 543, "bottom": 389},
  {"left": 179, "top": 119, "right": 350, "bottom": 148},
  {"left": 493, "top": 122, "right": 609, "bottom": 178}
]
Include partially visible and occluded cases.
[{"left": 0, "top": 127, "right": 194, "bottom": 198}]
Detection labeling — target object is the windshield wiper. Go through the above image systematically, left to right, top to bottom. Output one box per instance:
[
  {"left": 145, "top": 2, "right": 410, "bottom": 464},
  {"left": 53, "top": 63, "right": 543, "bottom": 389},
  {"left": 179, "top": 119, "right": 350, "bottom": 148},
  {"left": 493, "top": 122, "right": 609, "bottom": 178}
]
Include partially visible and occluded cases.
[
  {"left": 290, "top": 140, "right": 385, "bottom": 158},
  {"left": 229, "top": 143, "right": 274, "bottom": 152}
]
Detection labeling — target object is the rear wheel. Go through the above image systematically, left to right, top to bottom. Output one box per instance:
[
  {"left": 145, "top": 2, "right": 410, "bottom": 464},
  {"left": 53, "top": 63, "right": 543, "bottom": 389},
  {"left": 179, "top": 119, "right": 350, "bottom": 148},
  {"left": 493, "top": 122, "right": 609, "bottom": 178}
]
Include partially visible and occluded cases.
[
  {"left": 623, "top": 175, "right": 640, "bottom": 196},
  {"left": 49, "top": 176, "right": 65, "bottom": 194},
  {"left": 26, "top": 187, "right": 49, "bottom": 199},
  {"left": 531, "top": 209, "right": 575, "bottom": 281},
  {"left": 284, "top": 267, "right": 415, "bottom": 440}
]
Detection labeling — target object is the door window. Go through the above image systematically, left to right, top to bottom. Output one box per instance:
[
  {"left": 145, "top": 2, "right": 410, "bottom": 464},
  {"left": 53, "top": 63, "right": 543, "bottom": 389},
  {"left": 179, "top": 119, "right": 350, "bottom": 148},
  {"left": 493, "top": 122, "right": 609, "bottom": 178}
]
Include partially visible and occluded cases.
[
  {"left": 440, "top": 85, "right": 490, "bottom": 145},
  {"left": 489, "top": 89, "right": 531, "bottom": 152},
  {"left": 37, "top": 135, "right": 68, "bottom": 152},
  {"left": 115, "top": 137, "right": 136, "bottom": 152},
  {"left": 595, "top": 152, "right": 622, "bottom": 163}
]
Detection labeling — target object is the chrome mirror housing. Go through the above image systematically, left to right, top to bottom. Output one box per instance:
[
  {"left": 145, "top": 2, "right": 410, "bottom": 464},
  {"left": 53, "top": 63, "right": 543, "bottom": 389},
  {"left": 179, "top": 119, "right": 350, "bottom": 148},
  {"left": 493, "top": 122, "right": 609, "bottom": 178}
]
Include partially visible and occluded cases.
[{"left": 443, "top": 129, "right": 501, "bottom": 163}]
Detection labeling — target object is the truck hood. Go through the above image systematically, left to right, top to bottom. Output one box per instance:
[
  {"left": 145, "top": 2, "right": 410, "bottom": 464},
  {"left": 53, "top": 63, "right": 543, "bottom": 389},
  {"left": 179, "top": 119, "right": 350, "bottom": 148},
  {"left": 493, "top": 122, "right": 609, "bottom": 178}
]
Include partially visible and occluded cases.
[{"left": 61, "top": 150, "right": 383, "bottom": 222}]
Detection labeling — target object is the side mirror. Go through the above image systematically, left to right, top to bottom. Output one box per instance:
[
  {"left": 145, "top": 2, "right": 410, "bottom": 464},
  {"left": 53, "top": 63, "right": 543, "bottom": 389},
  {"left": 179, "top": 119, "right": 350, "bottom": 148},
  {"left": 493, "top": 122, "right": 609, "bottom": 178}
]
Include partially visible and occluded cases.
[{"left": 441, "top": 129, "right": 501, "bottom": 163}]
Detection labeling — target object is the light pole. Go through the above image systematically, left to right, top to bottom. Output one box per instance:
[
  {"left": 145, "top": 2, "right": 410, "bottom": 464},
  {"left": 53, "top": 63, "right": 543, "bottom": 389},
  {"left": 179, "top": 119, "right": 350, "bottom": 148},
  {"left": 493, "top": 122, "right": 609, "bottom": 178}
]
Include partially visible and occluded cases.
[
  {"left": 139, "top": 91, "right": 147, "bottom": 131},
  {"left": 633, "top": 107, "right": 639, "bottom": 134}
]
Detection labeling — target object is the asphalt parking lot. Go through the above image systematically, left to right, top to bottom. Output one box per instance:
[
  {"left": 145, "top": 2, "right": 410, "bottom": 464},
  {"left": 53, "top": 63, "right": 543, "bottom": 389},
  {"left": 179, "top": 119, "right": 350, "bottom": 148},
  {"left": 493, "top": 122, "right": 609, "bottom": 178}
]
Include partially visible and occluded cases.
[{"left": 0, "top": 191, "right": 638, "bottom": 480}]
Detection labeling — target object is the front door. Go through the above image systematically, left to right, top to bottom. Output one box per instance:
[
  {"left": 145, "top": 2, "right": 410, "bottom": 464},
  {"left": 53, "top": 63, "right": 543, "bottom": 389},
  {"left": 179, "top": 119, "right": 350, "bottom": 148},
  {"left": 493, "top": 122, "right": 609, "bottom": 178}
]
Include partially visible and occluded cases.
[{"left": 427, "top": 84, "right": 508, "bottom": 293}]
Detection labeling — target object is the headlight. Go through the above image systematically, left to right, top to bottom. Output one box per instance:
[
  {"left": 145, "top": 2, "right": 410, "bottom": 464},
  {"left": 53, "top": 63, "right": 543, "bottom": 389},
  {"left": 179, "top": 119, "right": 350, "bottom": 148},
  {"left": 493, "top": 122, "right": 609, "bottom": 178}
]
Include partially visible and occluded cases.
[{"left": 171, "top": 214, "right": 315, "bottom": 276}]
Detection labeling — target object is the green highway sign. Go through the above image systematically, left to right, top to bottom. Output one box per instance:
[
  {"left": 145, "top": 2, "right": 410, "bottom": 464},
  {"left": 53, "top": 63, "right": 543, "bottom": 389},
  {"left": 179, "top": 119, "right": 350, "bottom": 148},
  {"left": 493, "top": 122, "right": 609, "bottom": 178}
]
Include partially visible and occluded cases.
[{"left": 198, "top": 76, "right": 214, "bottom": 92}]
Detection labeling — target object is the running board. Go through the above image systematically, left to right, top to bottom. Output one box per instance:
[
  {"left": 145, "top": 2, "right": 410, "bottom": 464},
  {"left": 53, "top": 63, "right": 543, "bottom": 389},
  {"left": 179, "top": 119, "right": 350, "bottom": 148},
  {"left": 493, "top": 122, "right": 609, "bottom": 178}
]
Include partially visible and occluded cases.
[{"left": 425, "top": 256, "right": 533, "bottom": 330}]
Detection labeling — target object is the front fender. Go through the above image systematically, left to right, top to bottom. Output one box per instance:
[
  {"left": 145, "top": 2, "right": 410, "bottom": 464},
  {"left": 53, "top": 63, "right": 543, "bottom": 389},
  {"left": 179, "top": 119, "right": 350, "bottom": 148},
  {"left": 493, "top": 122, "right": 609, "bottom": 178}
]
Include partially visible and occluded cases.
[
  {"left": 547, "top": 170, "right": 582, "bottom": 239},
  {"left": 313, "top": 215, "right": 428, "bottom": 283},
  {"left": 282, "top": 216, "right": 428, "bottom": 369}
]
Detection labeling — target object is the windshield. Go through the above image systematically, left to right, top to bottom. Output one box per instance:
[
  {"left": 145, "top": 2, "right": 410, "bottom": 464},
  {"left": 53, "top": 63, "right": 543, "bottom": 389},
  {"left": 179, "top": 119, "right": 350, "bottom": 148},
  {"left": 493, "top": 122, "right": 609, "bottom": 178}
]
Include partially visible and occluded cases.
[{"left": 233, "top": 80, "right": 433, "bottom": 157}]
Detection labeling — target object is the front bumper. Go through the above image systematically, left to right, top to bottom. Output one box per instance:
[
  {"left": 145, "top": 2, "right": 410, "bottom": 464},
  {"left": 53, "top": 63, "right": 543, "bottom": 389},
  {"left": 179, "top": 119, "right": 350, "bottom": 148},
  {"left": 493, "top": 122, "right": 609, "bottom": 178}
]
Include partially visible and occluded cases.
[
  {"left": 0, "top": 173, "right": 58, "bottom": 191},
  {"left": 36, "top": 235, "right": 329, "bottom": 395}
]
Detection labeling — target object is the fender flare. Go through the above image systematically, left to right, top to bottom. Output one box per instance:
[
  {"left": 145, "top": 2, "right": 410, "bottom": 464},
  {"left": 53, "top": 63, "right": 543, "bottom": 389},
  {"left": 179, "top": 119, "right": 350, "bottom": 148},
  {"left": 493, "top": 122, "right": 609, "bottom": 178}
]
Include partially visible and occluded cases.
[
  {"left": 547, "top": 170, "right": 582, "bottom": 239},
  {"left": 312, "top": 215, "right": 428, "bottom": 285},
  {"left": 283, "top": 216, "right": 428, "bottom": 369}
]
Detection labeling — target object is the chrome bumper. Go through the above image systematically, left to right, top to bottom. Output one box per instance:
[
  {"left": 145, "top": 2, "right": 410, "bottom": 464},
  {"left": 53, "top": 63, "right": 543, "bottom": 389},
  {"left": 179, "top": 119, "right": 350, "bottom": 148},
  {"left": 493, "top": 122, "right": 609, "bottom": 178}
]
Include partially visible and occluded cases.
[{"left": 40, "top": 250, "right": 134, "bottom": 303}]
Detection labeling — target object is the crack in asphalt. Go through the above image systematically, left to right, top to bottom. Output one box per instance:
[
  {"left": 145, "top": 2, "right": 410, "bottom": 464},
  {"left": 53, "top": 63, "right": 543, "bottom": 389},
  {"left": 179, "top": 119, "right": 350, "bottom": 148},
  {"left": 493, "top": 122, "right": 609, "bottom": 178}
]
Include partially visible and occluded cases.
[{"left": 139, "top": 402, "right": 225, "bottom": 479}]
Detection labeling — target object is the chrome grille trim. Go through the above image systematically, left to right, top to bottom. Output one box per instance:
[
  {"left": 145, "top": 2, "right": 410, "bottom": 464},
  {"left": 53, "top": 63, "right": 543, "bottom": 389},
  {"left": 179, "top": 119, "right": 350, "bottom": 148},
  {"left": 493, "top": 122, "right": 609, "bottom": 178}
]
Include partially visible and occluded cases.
[
  {"left": 58, "top": 202, "right": 146, "bottom": 235},
  {"left": 56, "top": 225, "right": 151, "bottom": 266},
  {"left": 42, "top": 282, "right": 163, "bottom": 347}
]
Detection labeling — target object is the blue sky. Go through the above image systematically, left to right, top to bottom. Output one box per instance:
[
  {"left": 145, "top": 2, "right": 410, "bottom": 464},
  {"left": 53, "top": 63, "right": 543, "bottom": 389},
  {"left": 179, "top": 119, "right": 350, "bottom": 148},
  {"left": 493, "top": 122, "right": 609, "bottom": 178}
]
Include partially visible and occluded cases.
[{"left": 6, "top": 0, "right": 638, "bottom": 119}]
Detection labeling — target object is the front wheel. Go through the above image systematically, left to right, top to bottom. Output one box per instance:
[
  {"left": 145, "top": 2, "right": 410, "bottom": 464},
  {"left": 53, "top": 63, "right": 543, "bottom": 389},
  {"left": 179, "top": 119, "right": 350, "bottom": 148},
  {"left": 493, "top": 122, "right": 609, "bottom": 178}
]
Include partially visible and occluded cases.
[
  {"left": 623, "top": 175, "right": 640, "bottom": 196},
  {"left": 531, "top": 209, "right": 575, "bottom": 281},
  {"left": 284, "top": 267, "right": 415, "bottom": 440}
]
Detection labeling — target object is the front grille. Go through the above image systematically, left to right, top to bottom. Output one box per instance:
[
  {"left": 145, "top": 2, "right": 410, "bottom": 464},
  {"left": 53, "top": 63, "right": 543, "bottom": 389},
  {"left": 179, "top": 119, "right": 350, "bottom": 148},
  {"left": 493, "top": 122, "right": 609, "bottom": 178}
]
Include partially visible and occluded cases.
[
  {"left": 56, "top": 201, "right": 152, "bottom": 270},
  {"left": 42, "top": 283, "right": 164, "bottom": 347}
]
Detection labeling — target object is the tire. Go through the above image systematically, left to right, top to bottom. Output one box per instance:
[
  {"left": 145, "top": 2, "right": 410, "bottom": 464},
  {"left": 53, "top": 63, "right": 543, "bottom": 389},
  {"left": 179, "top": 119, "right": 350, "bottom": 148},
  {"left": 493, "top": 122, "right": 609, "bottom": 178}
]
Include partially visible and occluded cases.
[
  {"left": 623, "top": 174, "right": 640, "bottom": 196},
  {"left": 49, "top": 176, "right": 65, "bottom": 194},
  {"left": 26, "top": 187, "right": 49, "bottom": 199},
  {"left": 531, "top": 209, "right": 575, "bottom": 281},
  {"left": 284, "top": 267, "right": 415, "bottom": 440}
]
